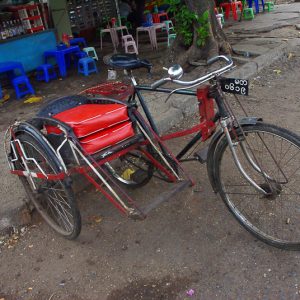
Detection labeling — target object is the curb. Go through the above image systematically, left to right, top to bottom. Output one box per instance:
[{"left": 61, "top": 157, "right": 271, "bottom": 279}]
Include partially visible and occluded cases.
[
  {"left": 1, "top": 38, "right": 300, "bottom": 236},
  {"left": 226, "top": 38, "right": 300, "bottom": 79}
]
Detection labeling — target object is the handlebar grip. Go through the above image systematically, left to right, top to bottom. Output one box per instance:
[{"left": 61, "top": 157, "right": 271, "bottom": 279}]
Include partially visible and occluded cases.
[
  {"left": 207, "top": 55, "right": 232, "bottom": 66},
  {"left": 150, "top": 78, "right": 169, "bottom": 89}
]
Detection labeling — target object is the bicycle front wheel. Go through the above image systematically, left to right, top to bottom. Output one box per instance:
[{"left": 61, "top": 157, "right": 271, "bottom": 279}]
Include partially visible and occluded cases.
[{"left": 214, "top": 122, "right": 300, "bottom": 249}]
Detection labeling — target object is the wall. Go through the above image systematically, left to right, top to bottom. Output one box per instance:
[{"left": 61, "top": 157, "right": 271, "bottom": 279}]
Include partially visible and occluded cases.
[{"left": 0, "top": 30, "right": 57, "bottom": 72}]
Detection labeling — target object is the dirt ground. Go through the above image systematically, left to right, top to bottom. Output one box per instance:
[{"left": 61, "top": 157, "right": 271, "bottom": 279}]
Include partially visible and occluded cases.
[{"left": 0, "top": 49, "right": 300, "bottom": 300}]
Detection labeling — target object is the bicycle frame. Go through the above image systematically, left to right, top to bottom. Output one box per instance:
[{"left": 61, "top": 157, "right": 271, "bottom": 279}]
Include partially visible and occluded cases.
[
  {"left": 126, "top": 72, "right": 273, "bottom": 196},
  {"left": 128, "top": 79, "right": 218, "bottom": 162},
  {"left": 5, "top": 98, "right": 195, "bottom": 219}
]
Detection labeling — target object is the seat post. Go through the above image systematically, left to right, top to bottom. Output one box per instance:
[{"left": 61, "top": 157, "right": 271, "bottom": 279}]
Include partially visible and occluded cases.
[{"left": 125, "top": 70, "right": 138, "bottom": 87}]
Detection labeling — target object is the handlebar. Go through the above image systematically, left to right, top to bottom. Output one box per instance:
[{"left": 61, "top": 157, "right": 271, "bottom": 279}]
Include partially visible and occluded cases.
[
  {"left": 150, "top": 55, "right": 233, "bottom": 90},
  {"left": 151, "top": 78, "right": 172, "bottom": 89}
]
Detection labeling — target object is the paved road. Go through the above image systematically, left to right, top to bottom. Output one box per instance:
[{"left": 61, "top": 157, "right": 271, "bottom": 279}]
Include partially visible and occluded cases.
[
  {"left": 1, "top": 3, "right": 300, "bottom": 233},
  {"left": 0, "top": 51, "right": 300, "bottom": 300}
]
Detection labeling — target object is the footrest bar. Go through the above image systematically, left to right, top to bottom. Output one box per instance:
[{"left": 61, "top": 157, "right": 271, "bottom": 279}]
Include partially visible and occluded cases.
[{"left": 140, "top": 180, "right": 191, "bottom": 215}]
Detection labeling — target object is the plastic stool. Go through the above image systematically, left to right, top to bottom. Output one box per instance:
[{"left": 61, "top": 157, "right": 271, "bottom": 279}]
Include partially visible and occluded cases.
[
  {"left": 247, "top": 0, "right": 265, "bottom": 14},
  {"left": 220, "top": 1, "right": 243, "bottom": 20},
  {"left": 264, "top": 1, "right": 274, "bottom": 11},
  {"left": 243, "top": 8, "right": 255, "bottom": 20},
  {"left": 216, "top": 14, "right": 223, "bottom": 28},
  {"left": 162, "top": 20, "right": 174, "bottom": 31},
  {"left": 168, "top": 33, "right": 176, "bottom": 47},
  {"left": 122, "top": 34, "right": 134, "bottom": 47},
  {"left": 125, "top": 40, "right": 138, "bottom": 54},
  {"left": 83, "top": 47, "right": 98, "bottom": 61},
  {"left": 74, "top": 51, "right": 88, "bottom": 66},
  {"left": 76, "top": 51, "right": 88, "bottom": 59},
  {"left": 78, "top": 57, "right": 98, "bottom": 76},
  {"left": 36, "top": 64, "right": 57, "bottom": 83},
  {"left": 12, "top": 75, "right": 35, "bottom": 99},
  {"left": 0, "top": 83, "right": 2, "bottom": 99}
]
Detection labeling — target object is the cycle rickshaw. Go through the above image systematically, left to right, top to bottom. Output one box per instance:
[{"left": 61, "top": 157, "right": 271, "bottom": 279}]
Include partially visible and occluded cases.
[{"left": 4, "top": 54, "right": 300, "bottom": 250}]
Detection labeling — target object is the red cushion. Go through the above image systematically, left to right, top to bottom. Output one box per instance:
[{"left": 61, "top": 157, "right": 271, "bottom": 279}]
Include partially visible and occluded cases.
[
  {"left": 48, "top": 104, "right": 129, "bottom": 137},
  {"left": 79, "top": 121, "right": 135, "bottom": 154}
]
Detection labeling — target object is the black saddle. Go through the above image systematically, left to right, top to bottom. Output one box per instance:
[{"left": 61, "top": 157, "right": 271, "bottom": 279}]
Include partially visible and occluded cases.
[{"left": 108, "top": 54, "right": 152, "bottom": 72}]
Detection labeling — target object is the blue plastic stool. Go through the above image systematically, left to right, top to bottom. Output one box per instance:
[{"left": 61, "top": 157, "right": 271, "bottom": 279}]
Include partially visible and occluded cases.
[
  {"left": 248, "top": 0, "right": 265, "bottom": 13},
  {"left": 74, "top": 51, "right": 88, "bottom": 66},
  {"left": 76, "top": 51, "right": 88, "bottom": 59},
  {"left": 78, "top": 57, "right": 98, "bottom": 76},
  {"left": 36, "top": 64, "right": 57, "bottom": 83},
  {"left": 12, "top": 75, "right": 35, "bottom": 99},
  {"left": 0, "top": 83, "right": 2, "bottom": 99}
]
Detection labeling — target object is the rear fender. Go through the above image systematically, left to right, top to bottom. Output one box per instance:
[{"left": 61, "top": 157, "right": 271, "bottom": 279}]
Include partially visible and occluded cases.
[
  {"left": 207, "top": 117, "right": 262, "bottom": 193},
  {"left": 11, "top": 121, "right": 66, "bottom": 174}
]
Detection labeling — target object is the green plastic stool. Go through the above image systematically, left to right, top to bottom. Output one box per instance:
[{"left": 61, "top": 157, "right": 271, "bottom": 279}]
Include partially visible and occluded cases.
[
  {"left": 264, "top": 1, "right": 274, "bottom": 11},
  {"left": 218, "top": 7, "right": 225, "bottom": 24},
  {"left": 243, "top": 8, "right": 255, "bottom": 20},
  {"left": 168, "top": 33, "right": 176, "bottom": 47}
]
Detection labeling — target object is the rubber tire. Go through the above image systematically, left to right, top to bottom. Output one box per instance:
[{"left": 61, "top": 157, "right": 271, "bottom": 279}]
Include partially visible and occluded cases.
[
  {"left": 214, "top": 122, "right": 300, "bottom": 250},
  {"left": 16, "top": 133, "right": 81, "bottom": 239},
  {"left": 104, "top": 147, "right": 154, "bottom": 189}
]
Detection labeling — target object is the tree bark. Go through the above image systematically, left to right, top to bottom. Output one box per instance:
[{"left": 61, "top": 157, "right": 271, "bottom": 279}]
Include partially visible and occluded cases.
[
  {"left": 134, "top": 0, "right": 145, "bottom": 27},
  {"left": 173, "top": 0, "right": 231, "bottom": 67}
]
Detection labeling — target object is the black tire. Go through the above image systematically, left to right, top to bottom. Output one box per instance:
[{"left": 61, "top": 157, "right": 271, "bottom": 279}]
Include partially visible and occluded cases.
[
  {"left": 214, "top": 122, "right": 300, "bottom": 250},
  {"left": 15, "top": 133, "right": 81, "bottom": 239},
  {"left": 104, "top": 148, "right": 154, "bottom": 188}
]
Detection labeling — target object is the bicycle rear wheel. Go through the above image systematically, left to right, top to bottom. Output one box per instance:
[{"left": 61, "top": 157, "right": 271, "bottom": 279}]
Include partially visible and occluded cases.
[
  {"left": 214, "top": 122, "right": 300, "bottom": 249},
  {"left": 16, "top": 134, "right": 81, "bottom": 239},
  {"left": 104, "top": 149, "right": 154, "bottom": 188}
]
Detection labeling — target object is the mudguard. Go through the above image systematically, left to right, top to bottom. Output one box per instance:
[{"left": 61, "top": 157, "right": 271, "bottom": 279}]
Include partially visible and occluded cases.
[
  {"left": 206, "top": 117, "right": 262, "bottom": 193},
  {"left": 12, "top": 121, "right": 66, "bottom": 173}
]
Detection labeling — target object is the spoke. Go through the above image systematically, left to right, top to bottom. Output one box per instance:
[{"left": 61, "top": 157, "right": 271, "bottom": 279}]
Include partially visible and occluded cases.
[
  {"left": 220, "top": 125, "right": 300, "bottom": 245},
  {"left": 281, "top": 162, "right": 300, "bottom": 182},
  {"left": 284, "top": 185, "right": 300, "bottom": 196},
  {"left": 40, "top": 186, "right": 65, "bottom": 193},
  {"left": 44, "top": 189, "right": 71, "bottom": 209},
  {"left": 48, "top": 191, "right": 73, "bottom": 220},
  {"left": 57, "top": 192, "right": 71, "bottom": 209},
  {"left": 224, "top": 192, "right": 260, "bottom": 196},
  {"left": 47, "top": 193, "right": 73, "bottom": 231},
  {"left": 46, "top": 196, "right": 65, "bottom": 224}
]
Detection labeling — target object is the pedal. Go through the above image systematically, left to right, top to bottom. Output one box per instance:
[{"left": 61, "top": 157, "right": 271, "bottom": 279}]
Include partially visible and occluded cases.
[
  {"left": 194, "top": 146, "right": 209, "bottom": 164},
  {"left": 140, "top": 180, "right": 191, "bottom": 215}
]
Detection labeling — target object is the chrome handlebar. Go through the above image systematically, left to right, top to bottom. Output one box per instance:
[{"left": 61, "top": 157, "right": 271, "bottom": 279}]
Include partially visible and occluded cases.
[{"left": 150, "top": 55, "right": 234, "bottom": 90}]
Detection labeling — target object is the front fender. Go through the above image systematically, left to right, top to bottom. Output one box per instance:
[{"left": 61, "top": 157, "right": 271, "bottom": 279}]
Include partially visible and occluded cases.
[{"left": 207, "top": 117, "right": 262, "bottom": 193}]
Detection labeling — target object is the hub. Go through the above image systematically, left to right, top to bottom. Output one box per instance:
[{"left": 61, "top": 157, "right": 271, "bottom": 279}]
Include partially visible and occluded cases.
[{"left": 260, "top": 181, "right": 282, "bottom": 199}]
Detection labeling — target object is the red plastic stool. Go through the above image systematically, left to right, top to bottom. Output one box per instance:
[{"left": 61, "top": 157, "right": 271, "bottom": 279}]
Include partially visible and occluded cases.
[
  {"left": 219, "top": 1, "right": 243, "bottom": 21},
  {"left": 152, "top": 12, "right": 169, "bottom": 23}
]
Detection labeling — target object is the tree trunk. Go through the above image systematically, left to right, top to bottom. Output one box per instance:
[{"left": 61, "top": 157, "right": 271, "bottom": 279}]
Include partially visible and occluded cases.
[
  {"left": 134, "top": 0, "right": 145, "bottom": 27},
  {"left": 173, "top": 0, "right": 231, "bottom": 67}
]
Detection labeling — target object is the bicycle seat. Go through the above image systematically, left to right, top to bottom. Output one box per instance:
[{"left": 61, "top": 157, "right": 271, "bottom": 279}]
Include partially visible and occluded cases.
[{"left": 108, "top": 54, "right": 152, "bottom": 72}]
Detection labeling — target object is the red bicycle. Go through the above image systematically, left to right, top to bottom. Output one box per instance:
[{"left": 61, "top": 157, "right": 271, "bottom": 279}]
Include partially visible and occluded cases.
[{"left": 5, "top": 54, "right": 300, "bottom": 250}]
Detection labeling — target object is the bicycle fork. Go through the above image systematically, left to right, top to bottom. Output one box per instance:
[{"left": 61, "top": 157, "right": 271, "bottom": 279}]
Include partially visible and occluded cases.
[{"left": 220, "top": 118, "right": 271, "bottom": 196}]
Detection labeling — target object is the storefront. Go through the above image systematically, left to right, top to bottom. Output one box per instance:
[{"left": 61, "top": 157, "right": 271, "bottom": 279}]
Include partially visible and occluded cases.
[
  {"left": 0, "top": 0, "right": 170, "bottom": 72},
  {"left": 0, "top": 1, "right": 56, "bottom": 72}
]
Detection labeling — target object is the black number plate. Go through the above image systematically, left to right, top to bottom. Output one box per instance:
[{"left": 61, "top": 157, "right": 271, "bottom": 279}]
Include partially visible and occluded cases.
[{"left": 220, "top": 78, "right": 249, "bottom": 96}]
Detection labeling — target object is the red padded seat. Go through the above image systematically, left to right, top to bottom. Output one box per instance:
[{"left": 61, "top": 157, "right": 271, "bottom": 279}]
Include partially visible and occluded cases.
[
  {"left": 45, "top": 103, "right": 135, "bottom": 155},
  {"left": 49, "top": 104, "right": 130, "bottom": 137},
  {"left": 80, "top": 121, "right": 134, "bottom": 154}
]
